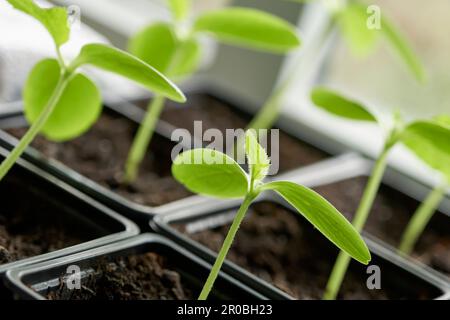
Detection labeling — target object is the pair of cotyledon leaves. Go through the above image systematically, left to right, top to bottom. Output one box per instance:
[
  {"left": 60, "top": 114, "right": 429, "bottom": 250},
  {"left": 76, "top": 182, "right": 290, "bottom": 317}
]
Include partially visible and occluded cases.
[
  {"left": 10, "top": 0, "right": 301, "bottom": 141},
  {"left": 288, "top": 0, "right": 425, "bottom": 82},
  {"left": 128, "top": 3, "right": 301, "bottom": 80},
  {"left": 311, "top": 87, "right": 450, "bottom": 184},
  {"left": 173, "top": 131, "right": 371, "bottom": 265}
]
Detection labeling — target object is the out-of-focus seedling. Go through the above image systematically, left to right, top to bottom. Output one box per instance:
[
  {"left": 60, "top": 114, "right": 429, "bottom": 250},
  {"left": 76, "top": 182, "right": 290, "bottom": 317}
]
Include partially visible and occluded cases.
[
  {"left": 0, "top": 0, "right": 185, "bottom": 181},
  {"left": 124, "top": 0, "right": 301, "bottom": 182},
  {"left": 248, "top": 0, "right": 425, "bottom": 131},
  {"left": 311, "top": 87, "right": 445, "bottom": 299},
  {"left": 398, "top": 117, "right": 450, "bottom": 254},
  {"left": 172, "top": 130, "right": 371, "bottom": 300}
]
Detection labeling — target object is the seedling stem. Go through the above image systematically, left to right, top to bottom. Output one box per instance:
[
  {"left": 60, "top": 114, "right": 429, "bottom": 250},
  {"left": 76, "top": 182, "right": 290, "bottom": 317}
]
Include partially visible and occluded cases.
[
  {"left": 124, "top": 38, "right": 188, "bottom": 182},
  {"left": 247, "top": 70, "right": 293, "bottom": 130},
  {"left": 0, "top": 71, "right": 71, "bottom": 181},
  {"left": 124, "top": 95, "right": 166, "bottom": 182},
  {"left": 324, "top": 138, "right": 392, "bottom": 300},
  {"left": 398, "top": 182, "right": 448, "bottom": 255},
  {"left": 198, "top": 193, "right": 256, "bottom": 300}
]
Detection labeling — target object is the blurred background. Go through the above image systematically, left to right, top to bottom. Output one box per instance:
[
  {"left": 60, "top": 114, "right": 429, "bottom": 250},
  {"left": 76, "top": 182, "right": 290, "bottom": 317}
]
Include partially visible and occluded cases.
[
  {"left": 0, "top": 0, "right": 449, "bottom": 187},
  {"left": 324, "top": 0, "right": 450, "bottom": 119}
]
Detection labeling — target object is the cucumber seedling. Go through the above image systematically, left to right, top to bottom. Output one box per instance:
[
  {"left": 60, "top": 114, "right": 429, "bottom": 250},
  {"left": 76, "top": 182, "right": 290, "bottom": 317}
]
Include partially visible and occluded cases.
[
  {"left": 0, "top": 0, "right": 185, "bottom": 182},
  {"left": 124, "top": 0, "right": 301, "bottom": 182},
  {"left": 249, "top": 0, "right": 425, "bottom": 131},
  {"left": 311, "top": 87, "right": 446, "bottom": 299},
  {"left": 398, "top": 116, "right": 450, "bottom": 255},
  {"left": 172, "top": 130, "right": 371, "bottom": 300}
]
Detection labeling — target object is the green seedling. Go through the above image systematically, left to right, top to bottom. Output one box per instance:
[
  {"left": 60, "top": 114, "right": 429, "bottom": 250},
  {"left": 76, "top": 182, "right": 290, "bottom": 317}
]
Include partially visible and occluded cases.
[
  {"left": 0, "top": 0, "right": 185, "bottom": 182},
  {"left": 124, "top": 0, "right": 301, "bottom": 182},
  {"left": 249, "top": 0, "right": 425, "bottom": 131},
  {"left": 311, "top": 87, "right": 447, "bottom": 300},
  {"left": 398, "top": 116, "right": 450, "bottom": 255},
  {"left": 172, "top": 130, "right": 371, "bottom": 300}
]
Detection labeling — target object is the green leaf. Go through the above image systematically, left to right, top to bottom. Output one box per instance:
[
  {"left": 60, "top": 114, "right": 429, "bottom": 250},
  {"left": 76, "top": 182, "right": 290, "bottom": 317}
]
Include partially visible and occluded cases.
[
  {"left": 7, "top": 0, "right": 70, "bottom": 47},
  {"left": 168, "top": 0, "right": 190, "bottom": 21},
  {"left": 337, "top": 4, "right": 380, "bottom": 57},
  {"left": 194, "top": 7, "right": 301, "bottom": 53},
  {"left": 381, "top": 15, "right": 425, "bottom": 83},
  {"left": 128, "top": 23, "right": 201, "bottom": 78},
  {"left": 128, "top": 23, "right": 178, "bottom": 74},
  {"left": 171, "top": 38, "right": 201, "bottom": 78},
  {"left": 71, "top": 44, "right": 186, "bottom": 102},
  {"left": 24, "top": 59, "right": 102, "bottom": 141},
  {"left": 311, "top": 87, "right": 377, "bottom": 122},
  {"left": 433, "top": 115, "right": 450, "bottom": 128},
  {"left": 401, "top": 121, "right": 450, "bottom": 181},
  {"left": 245, "top": 130, "right": 270, "bottom": 184},
  {"left": 172, "top": 149, "right": 249, "bottom": 199},
  {"left": 262, "top": 181, "right": 371, "bottom": 264}
]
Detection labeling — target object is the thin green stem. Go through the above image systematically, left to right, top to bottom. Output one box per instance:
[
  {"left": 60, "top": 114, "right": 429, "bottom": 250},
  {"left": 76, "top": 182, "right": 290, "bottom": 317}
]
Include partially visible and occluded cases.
[
  {"left": 247, "top": 19, "right": 335, "bottom": 131},
  {"left": 123, "top": 36, "right": 190, "bottom": 183},
  {"left": 56, "top": 45, "right": 67, "bottom": 71},
  {"left": 0, "top": 72, "right": 70, "bottom": 181},
  {"left": 247, "top": 75, "right": 293, "bottom": 131},
  {"left": 124, "top": 95, "right": 166, "bottom": 183},
  {"left": 323, "top": 145, "right": 390, "bottom": 300},
  {"left": 398, "top": 183, "right": 448, "bottom": 255},
  {"left": 198, "top": 194, "right": 255, "bottom": 300}
]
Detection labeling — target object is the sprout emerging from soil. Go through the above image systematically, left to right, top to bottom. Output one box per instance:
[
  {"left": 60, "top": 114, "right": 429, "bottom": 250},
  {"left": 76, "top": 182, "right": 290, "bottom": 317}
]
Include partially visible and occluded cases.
[
  {"left": 0, "top": 0, "right": 185, "bottom": 182},
  {"left": 124, "top": 0, "right": 301, "bottom": 182},
  {"left": 311, "top": 87, "right": 448, "bottom": 300},
  {"left": 172, "top": 130, "right": 371, "bottom": 300}
]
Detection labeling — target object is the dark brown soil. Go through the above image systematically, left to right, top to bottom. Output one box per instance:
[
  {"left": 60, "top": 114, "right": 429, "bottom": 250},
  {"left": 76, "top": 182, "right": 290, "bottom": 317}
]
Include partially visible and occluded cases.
[
  {"left": 143, "top": 94, "right": 330, "bottom": 173},
  {"left": 8, "top": 113, "right": 192, "bottom": 207},
  {"left": 0, "top": 175, "right": 96, "bottom": 266},
  {"left": 313, "top": 177, "right": 450, "bottom": 277},
  {"left": 175, "top": 200, "right": 442, "bottom": 300},
  {"left": 46, "top": 252, "right": 193, "bottom": 300}
]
